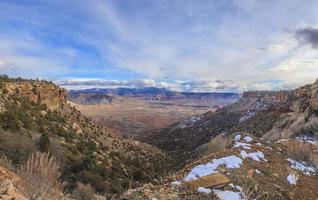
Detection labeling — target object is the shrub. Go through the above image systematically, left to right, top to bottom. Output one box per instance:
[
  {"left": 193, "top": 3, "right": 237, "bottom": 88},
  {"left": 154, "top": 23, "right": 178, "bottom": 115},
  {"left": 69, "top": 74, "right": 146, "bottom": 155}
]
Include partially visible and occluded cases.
[
  {"left": 0, "top": 108, "right": 20, "bottom": 131},
  {"left": 0, "top": 130, "right": 36, "bottom": 166},
  {"left": 38, "top": 133, "right": 50, "bottom": 152},
  {"left": 203, "top": 134, "right": 231, "bottom": 155},
  {"left": 285, "top": 142, "right": 318, "bottom": 168},
  {"left": 18, "top": 152, "right": 65, "bottom": 200},
  {"left": 0, "top": 154, "right": 13, "bottom": 170},
  {"left": 72, "top": 182, "right": 97, "bottom": 200}
]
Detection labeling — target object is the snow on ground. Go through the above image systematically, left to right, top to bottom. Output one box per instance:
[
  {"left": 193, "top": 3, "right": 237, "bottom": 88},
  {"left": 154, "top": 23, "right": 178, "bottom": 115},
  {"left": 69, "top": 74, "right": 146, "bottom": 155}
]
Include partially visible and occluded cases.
[
  {"left": 239, "top": 112, "right": 255, "bottom": 123},
  {"left": 174, "top": 116, "right": 200, "bottom": 129},
  {"left": 234, "top": 134, "right": 241, "bottom": 141},
  {"left": 296, "top": 135, "right": 318, "bottom": 145},
  {"left": 243, "top": 136, "right": 253, "bottom": 142},
  {"left": 276, "top": 139, "right": 289, "bottom": 143},
  {"left": 233, "top": 142, "right": 251, "bottom": 150},
  {"left": 240, "top": 150, "right": 266, "bottom": 162},
  {"left": 184, "top": 155, "right": 243, "bottom": 181},
  {"left": 287, "top": 158, "right": 316, "bottom": 175},
  {"left": 287, "top": 174, "right": 298, "bottom": 185},
  {"left": 171, "top": 181, "right": 181, "bottom": 186},
  {"left": 229, "top": 184, "right": 243, "bottom": 192},
  {"left": 197, "top": 187, "right": 212, "bottom": 194},
  {"left": 212, "top": 189, "right": 242, "bottom": 200}
]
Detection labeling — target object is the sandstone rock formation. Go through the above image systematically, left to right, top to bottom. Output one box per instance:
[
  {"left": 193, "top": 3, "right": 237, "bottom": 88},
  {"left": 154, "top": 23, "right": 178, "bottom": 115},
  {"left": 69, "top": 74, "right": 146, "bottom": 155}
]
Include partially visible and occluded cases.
[{"left": 2, "top": 82, "right": 66, "bottom": 110}]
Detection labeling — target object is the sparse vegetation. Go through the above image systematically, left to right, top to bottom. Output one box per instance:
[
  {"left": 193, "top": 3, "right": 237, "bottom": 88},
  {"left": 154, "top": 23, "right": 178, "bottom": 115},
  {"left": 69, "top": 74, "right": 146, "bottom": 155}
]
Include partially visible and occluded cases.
[
  {"left": 38, "top": 133, "right": 50, "bottom": 152},
  {"left": 203, "top": 134, "right": 231, "bottom": 155},
  {"left": 285, "top": 141, "right": 318, "bottom": 167},
  {"left": 18, "top": 152, "right": 65, "bottom": 200},
  {"left": 0, "top": 154, "right": 13, "bottom": 170},
  {"left": 72, "top": 182, "right": 97, "bottom": 200}
]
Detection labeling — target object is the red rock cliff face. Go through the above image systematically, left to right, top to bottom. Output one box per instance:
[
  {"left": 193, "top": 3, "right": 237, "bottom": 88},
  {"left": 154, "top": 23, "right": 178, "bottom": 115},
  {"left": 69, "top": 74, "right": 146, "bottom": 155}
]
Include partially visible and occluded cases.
[{"left": 2, "top": 82, "right": 67, "bottom": 110}]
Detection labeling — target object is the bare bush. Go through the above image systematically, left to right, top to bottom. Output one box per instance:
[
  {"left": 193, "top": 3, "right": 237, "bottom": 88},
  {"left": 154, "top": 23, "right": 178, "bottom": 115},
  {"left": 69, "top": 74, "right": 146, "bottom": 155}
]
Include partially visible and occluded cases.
[
  {"left": 203, "top": 134, "right": 231, "bottom": 155},
  {"left": 285, "top": 142, "right": 318, "bottom": 168},
  {"left": 17, "top": 152, "right": 65, "bottom": 200},
  {"left": 0, "top": 154, "right": 13, "bottom": 170},
  {"left": 241, "top": 179, "right": 283, "bottom": 200},
  {"left": 72, "top": 182, "right": 97, "bottom": 200}
]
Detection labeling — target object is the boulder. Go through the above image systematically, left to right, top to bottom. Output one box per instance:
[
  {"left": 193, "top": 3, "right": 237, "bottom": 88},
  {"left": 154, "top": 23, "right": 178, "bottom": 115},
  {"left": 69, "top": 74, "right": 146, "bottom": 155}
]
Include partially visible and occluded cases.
[{"left": 184, "top": 173, "right": 231, "bottom": 189}]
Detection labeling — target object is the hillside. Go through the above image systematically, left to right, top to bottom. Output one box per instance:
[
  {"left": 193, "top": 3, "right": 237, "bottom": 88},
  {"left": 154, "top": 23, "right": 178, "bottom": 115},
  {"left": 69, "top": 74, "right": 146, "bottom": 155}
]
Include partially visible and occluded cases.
[
  {"left": 0, "top": 76, "right": 170, "bottom": 198},
  {"left": 1, "top": 76, "right": 318, "bottom": 199},
  {"left": 124, "top": 80, "right": 318, "bottom": 199},
  {"left": 140, "top": 80, "right": 318, "bottom": 166},
  {"left": 123, "top": 133, "right": 318, "bottom": 199}
]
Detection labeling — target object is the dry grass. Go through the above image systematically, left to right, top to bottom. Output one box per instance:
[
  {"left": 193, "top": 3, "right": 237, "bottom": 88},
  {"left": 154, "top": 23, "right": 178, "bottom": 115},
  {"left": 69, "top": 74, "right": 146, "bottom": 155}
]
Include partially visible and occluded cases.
[
  {"left": 291, "top": 116, "right": 318, "bottom": 136},
  {"left": 203, "top": 134, "right": 231, "bottom": 155},
  {"left": 285, "top": 142, "right": 318, "bottom": 168},
  {"left": 17, "top": 152, "right": 65, "bottom": 200},
  {"left": 0, "top": 154, "right": 13, "bottom": 170},
  {"left": 241, "top": 179, "right": 284, "bottom": 200},
  {"left": 72, "top": 182, "right": 97, "bottom": 200}
]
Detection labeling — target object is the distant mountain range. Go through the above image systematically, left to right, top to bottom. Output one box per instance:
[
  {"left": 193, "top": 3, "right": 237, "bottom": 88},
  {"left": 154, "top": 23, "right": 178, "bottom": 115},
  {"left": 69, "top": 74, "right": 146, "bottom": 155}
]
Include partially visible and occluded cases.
[{"left": 68, "top": 87, "right": 241, "bottom": 104}]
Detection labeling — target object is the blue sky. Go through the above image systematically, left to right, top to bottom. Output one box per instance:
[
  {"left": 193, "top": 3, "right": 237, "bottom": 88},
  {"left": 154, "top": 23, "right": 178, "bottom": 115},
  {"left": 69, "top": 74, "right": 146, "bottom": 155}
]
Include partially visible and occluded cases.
[{"left": 1, "top": 0, "right": 318, "bottom": 92}]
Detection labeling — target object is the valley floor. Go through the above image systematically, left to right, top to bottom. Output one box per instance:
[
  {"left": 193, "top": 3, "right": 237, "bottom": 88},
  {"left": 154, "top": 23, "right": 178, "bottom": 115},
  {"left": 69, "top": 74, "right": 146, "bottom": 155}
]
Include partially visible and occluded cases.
[{"left": 74, "top": 97, "right": 213, "bottom": 138}]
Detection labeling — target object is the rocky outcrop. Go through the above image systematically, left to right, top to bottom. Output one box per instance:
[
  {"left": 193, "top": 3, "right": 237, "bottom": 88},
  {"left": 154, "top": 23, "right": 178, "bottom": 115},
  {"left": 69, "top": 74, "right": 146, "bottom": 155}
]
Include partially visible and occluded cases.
[
  {"left": 291, "top": 79, "right": 318, "bottom": 112},
  {"left": 2, "top": 82, "right": 66, "bottom": 110},
  {"left": 0, "top": 166, "right": 26, "bottom": 200},
  {"left": 184, "top": 173, "right": 231, "bottom": 189}
]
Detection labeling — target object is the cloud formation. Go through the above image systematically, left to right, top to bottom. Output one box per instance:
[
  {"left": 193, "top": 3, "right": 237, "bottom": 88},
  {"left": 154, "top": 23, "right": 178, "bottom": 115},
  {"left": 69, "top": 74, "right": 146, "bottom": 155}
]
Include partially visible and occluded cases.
[
  {"left": 1, "top": 0, "right": 318, "bottom": 91},
  {"left": 296, "top": 27, "right": 318, "bottom": 48},
  {"left": 57, "top": 78, "right": 293, "bottom": 93}
]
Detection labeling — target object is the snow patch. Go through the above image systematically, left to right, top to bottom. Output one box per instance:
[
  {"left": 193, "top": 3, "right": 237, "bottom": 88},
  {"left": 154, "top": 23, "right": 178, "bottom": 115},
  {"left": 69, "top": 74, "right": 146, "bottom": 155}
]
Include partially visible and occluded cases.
[
  {"left": 239, "top": 112, "right": 255, "bottom": 123},
  {"left": 174, "top": 116, "right": 200, "bottom": 129},
  {"left": 234, "top": 134, "right": 241, "bottom": 141},
  {"left": 296, "top": 135, "right": 318, "bottom": 145},
  {"left": 243, "top": 136, "right": 253, "bottom": 143},
  {"left": 276, "top": 139, "right": 289, "bottom": 143},
  {"left": 233, "top": 142, "right": 251, "bottom": 150},
  {"left": 240, "top": 150, "right": 266, "bottom": 162},
  {"left": 184, "top": 155, "right": 243, "bottom": 181},
  {"left": 287, "top": 158, "right": 316, "bottom": 175},
  {"left": 287, "top": 174, "right": 298, "bottom": 185},
  {"left": 171, "top": 181, "right": 181, "bottom": 186},
  {"left": 229, "top": 184, "right": 243, "bottom": 192},
  {"left": 197, "top": 187, "right": 211, "bottom": 194},
  {"left": 212, "top": 189, "right": 242, "bottom": 200}
]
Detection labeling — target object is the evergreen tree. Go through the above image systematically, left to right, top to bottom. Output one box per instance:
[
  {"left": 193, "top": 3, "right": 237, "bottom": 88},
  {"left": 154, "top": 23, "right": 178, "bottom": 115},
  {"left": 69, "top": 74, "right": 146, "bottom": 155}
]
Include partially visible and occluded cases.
[{"left": 38, "top": 133, "right": 50, "bottom": 152}]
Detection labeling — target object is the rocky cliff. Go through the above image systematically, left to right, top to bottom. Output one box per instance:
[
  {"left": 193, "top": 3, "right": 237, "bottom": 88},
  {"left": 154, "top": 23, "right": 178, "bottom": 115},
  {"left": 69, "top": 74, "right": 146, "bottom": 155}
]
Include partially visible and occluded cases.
[{"left": 1, "top": 81, "right": 66, "bottom": 110}]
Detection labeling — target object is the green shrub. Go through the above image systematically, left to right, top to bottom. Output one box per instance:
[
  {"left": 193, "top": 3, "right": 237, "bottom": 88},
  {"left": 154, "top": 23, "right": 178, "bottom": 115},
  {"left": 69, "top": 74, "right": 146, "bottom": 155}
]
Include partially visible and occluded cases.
[
  {"left": 0, "top": 107, "right": 20, "bottom": 131},
  {"left": 38, "top": 133, "right": 50, "bottom": 152}
]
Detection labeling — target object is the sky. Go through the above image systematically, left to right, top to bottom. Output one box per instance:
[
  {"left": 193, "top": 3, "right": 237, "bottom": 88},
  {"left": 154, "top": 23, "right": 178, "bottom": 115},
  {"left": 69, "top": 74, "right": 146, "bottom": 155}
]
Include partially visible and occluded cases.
[{"left": 1, "top": 0, "right": 318, "bottom": 92}]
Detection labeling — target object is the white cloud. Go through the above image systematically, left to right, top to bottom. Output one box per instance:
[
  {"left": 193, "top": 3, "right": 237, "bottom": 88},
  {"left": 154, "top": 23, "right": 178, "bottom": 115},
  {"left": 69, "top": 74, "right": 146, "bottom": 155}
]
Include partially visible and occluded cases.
[
  {"left": 0, "top": 0, "right": 318, "bottom": 90},
  {"left": 57, "top": 78, "right": 294, "bottom": 92}
]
